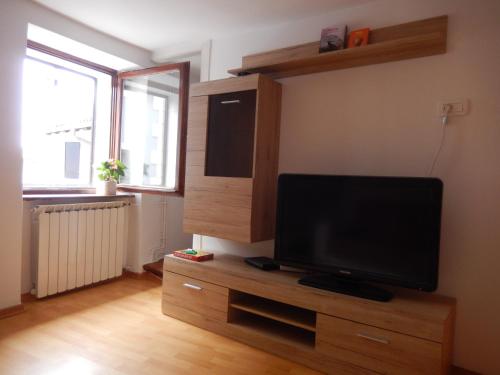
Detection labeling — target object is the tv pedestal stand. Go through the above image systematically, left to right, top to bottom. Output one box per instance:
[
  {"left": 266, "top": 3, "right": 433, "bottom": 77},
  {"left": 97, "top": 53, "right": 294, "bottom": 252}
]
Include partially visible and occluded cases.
[
  {"left": 162, "top": 254, "right": 455, "bottom": 375},
  {"left": 298, "top": 274, "right": 394, "bottom": 302}
]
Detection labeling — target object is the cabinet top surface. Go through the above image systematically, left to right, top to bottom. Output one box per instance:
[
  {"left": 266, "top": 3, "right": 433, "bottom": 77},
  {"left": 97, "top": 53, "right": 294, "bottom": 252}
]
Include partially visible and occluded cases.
[
  {"left": 189, "top": 73, "right": 281, "bottom": 97},
  {"left": 164, "top": 254, "right": 455, "bottom": 321}
]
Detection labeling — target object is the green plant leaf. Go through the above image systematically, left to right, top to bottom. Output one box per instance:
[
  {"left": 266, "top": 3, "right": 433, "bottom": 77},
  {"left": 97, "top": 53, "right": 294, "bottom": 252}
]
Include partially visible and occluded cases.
[{"left": 96, "top": 159, "right": 127, "bottom": 181}]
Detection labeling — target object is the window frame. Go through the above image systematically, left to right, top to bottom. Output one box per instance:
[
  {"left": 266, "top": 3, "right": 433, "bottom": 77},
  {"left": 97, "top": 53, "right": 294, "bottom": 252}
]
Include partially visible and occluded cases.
[
  {"left": 23, "top": 40, "right": 117, "bottom": 195},
  {"left": 22, "top": 41, "right": 190, "bottom": 196},
  {"left": 113, "top": 62, "right": 190, "bottom": 196}
]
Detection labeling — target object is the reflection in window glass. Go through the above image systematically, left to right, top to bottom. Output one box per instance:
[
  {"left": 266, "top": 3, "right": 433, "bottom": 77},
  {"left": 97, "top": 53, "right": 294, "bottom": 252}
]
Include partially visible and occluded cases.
[{"left": 120, "top": 70, "right": 180, "bottom": 190}]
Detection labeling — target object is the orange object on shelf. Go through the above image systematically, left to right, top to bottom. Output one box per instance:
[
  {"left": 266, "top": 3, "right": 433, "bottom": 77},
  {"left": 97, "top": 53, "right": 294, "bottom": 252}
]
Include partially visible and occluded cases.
[{"left": 348, "top": 28, "right": 370, "bottom": 48}]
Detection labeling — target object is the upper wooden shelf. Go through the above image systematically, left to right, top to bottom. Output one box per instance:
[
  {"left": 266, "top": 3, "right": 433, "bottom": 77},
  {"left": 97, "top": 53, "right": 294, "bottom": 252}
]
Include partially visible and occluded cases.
[{"left": 228, "top": 15, "right": 447, "bottom": 79}]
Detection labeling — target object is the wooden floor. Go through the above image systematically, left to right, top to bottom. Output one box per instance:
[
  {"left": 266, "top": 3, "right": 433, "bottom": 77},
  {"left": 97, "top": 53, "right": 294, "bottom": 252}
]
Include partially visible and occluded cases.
[{"left": 0, "top": 275, "right": 319, "bottom": 375}]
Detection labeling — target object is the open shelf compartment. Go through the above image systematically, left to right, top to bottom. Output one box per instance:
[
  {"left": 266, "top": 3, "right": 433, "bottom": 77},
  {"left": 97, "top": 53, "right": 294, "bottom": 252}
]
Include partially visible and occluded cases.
[{"left": 228, "top": 290, "right": 316, "bottom": 348}]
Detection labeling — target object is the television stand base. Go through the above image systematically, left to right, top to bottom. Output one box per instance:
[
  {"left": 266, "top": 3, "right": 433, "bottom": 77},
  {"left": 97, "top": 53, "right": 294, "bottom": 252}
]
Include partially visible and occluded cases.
[
  {"left": 163, "top": 254, "right": 455, "bottom": 374},
  {"left": 298, "top": 274, "right": 394, "bottom": 302}
]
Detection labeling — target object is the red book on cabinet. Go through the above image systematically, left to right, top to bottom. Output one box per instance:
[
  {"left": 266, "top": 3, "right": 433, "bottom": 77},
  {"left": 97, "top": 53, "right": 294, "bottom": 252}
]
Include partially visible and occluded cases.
[{"left": 173, "top": 249, "right": 214, "bottom": 262}]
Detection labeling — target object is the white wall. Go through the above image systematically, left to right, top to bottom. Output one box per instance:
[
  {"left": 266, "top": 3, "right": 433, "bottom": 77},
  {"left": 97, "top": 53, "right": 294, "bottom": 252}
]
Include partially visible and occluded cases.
[
  {"left": 0, "top": 0, "right": 27, "bottom": 310},
  {"left": 195, "top": 0, "right": 500, "bottom": 373},
  {"left": 125, "top": 194, "right": 191, "bottom": 274}
]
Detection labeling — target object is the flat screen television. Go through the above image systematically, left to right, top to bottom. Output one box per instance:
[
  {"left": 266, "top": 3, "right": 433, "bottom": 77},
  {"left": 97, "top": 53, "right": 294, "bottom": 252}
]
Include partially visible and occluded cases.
[{"left": 274, "top": 174, "right": 443, "bottom": 301}]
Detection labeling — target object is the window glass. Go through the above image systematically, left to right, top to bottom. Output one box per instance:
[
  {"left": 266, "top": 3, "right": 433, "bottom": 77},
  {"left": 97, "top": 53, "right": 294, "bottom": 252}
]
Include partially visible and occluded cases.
[
  {"left": 22, "top": 49, "right": 111, "bottom": 187},
  {"left": 119, "top": 69, "right": 180, "bottom": 190}
]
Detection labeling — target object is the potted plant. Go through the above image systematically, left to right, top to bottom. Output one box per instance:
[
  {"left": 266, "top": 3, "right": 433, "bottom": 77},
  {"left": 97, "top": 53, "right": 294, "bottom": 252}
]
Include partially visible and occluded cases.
[{"left": 96, "top": 159, "right": 126, "bottom": 195}]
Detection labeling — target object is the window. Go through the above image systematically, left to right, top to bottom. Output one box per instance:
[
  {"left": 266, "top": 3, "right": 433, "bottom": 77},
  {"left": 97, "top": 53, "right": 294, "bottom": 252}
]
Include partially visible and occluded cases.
[
  {"left": 21, "top": 41, "right": 189, "bottom": 195},
  {"left": 22, "top": 45, "right": 112, "bottom": 188},
  {"left": 116, "top": 65, "right": 189, "bottom": 193}
]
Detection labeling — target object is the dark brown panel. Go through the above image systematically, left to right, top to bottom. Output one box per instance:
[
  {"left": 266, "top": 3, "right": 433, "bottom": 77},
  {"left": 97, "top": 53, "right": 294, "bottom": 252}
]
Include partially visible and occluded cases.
[{"left": 205, "top": 90, "right": 257, "bottom": 178}]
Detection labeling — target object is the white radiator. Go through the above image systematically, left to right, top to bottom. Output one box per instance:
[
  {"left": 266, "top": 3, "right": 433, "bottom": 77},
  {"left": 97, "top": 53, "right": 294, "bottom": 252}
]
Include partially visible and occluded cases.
[{"left": 33, "top": 201, "right": 128, "bottom": 298}]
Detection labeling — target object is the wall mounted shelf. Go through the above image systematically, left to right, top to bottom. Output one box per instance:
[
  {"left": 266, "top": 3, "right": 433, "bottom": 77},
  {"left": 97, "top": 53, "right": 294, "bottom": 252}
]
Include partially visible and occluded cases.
[{"left": 228, "top": 15, "right": 447, "bottom": 79}]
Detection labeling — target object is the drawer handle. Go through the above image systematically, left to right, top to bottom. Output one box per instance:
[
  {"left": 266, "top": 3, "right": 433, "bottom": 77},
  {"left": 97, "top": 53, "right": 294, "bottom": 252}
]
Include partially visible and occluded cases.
[
  {"left": 220, "top": 100, "right": 240, "bottom": 104},
  {"left": 182, "top": 283, "right": 202, "bottom": 291},
  {"left": 356, "top": 333, "right": 390, "bottom": 345}
]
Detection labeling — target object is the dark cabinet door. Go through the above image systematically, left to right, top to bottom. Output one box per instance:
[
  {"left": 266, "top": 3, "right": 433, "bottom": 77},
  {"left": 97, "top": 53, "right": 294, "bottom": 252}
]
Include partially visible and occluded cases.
[{"left": 205, "top": 90, "right": 257, "bottom": 178}]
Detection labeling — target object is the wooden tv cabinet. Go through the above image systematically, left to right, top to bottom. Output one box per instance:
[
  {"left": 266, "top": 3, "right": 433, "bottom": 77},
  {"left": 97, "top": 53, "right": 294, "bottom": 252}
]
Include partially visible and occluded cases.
[{"left": 162, "top": 254, "right": 455, "bottom": 375}]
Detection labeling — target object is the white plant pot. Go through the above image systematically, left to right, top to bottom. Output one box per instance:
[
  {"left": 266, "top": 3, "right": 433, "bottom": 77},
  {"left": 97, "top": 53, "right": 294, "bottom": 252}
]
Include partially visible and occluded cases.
[{"left": 97, "top": 180, "right": 117, "bottom": 196}]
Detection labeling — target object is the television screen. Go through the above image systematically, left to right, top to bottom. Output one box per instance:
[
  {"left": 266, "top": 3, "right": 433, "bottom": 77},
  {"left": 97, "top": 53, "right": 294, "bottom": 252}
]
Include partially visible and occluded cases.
[{"left": 274, "top": 174, "right": 443, "bottom": 291}]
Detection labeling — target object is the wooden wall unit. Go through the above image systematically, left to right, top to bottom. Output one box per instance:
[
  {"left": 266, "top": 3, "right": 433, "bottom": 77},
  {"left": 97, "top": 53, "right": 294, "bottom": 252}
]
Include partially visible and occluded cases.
[
  {"left": 183, "top": 74, "right": 282, "bottom": 243},
  {"left": 163, "top": 255, "right": 455, "bottom": 375}
]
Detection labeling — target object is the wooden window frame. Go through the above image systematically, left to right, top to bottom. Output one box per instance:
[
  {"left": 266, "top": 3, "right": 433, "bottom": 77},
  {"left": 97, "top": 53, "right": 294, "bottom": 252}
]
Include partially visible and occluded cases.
[
  {"left": 22, "top": 41, "right": 190, "bottom": 197},
  {"left": 114, "top": 62, "right": 190, "bottom": 196}
]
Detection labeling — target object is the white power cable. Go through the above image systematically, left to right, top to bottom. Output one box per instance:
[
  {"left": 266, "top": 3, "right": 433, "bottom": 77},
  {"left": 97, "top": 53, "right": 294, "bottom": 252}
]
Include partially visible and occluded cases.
[{"left": 428, "top": 105, "right": 452, "bottom": 176}]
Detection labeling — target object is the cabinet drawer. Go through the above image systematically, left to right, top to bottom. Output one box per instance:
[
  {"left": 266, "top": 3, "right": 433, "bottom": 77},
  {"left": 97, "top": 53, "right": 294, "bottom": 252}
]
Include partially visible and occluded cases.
[
  {"left": 162, "top": 272, "right": 229, "bottom": 322},
  {"left": 316, "top": 314, "right": 443, "bottom": 375}
]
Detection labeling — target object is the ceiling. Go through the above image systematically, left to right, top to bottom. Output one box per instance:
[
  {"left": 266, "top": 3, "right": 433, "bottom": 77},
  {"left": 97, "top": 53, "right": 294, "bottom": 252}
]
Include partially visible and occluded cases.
[{"left": 33, "top": 0, "right": 376, "bottom": 51}]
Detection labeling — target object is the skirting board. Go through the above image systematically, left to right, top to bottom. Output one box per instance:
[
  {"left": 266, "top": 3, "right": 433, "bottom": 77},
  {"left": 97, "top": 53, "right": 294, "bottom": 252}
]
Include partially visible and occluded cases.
[
  {"left": 21, "top": 270, "right": 143, "bottom": 302},
  {"left": 0, "top": 304, "right": 24, "bottom": 320}
]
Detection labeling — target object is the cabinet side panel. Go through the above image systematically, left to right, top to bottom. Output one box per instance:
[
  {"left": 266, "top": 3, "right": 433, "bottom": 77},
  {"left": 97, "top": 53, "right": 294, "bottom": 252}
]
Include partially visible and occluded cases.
[
  {"left": 251, "top": 76, "right": 282, "bottom": 241},
  {"left": 185, "top": 96, "right": 209, "bottom": 172},
  {"left": 441, "top": 306, "right": 455, "bottom": 375}
]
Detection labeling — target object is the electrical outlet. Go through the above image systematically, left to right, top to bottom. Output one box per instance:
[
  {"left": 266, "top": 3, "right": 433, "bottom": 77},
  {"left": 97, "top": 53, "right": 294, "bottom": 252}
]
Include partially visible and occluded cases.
[{"left": 437, "top": 99, "right": 469, "bottom": 116}]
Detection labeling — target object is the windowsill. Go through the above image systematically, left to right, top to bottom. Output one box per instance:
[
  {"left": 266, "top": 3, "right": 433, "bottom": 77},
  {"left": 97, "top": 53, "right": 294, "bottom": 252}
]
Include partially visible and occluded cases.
[
  {"left": 22, "top": 185, "right": 183, "bottom": 199},
  {"left": 117, "top": 185, "right": 184, "bottom": 196},
  {"left": 23, "top": 192, "right": 135, "bottom": 202}
]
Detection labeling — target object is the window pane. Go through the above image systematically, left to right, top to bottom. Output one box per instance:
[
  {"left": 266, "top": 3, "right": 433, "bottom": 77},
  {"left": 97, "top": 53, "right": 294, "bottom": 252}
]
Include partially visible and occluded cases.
[
  {"left": 22, "top": 49, "right": 112, "bottom": 188},
  {"left": 120, "top": 69, "right": 180, "bottom": 190}
]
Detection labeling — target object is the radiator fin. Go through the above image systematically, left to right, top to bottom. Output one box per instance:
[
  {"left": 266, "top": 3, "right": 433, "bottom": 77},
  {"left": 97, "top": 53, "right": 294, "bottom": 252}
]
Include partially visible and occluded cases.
[
  {"left": 116, "top": 207, "right": 125, "bottom": 277},
  {"left": 109, "top": 208, "right": 118, "bottom": 278},
  {"left": 93, "top": 209, "right": 103, "bottom": 283},
  {"left": 101, "top": 209, "right": 111, "bottom": 281},
  {"left": 67, "top": 210, "right": 78, "bottom": 290},
  {"left": 76, "top": 210, "right": 86, "bottom": 288},
  {"left": 84, "top": 210, "right": 95, "bottom": 285},
  {"left": 57, "top": 211, "right": 69, "bottom": 293},
  {"left": 37, "top": 213, "right": 50, "bottom": 298},
  {"left": 48, "top": 213, "right": 60, "bottom": 295}
]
